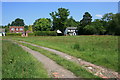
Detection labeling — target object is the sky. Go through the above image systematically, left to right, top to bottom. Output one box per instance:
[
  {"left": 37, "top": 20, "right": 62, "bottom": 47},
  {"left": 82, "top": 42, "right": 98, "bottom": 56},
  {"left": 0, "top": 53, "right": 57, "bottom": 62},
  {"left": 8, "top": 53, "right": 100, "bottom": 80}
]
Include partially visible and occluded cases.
[
  {"left": 1, "top": 0, "right": 120, "bottom": 2},
  {"left": 1, "top": 2, "right": 119, "bottom": 26}
]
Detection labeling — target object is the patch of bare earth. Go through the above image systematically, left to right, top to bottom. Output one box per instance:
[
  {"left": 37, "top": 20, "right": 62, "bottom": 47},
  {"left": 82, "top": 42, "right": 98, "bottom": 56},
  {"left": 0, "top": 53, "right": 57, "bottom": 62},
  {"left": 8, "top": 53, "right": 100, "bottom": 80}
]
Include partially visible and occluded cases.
[{"left": 19, "top": 41, "right": 119, "bottom": 79}]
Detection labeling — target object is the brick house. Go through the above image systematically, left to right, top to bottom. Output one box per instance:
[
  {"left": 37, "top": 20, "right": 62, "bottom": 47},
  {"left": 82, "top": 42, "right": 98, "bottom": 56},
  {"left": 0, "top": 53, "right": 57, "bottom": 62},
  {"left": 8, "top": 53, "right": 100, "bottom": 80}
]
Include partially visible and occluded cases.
[{"left": 9, "top": 26, "right": 24, "bottom": 33}]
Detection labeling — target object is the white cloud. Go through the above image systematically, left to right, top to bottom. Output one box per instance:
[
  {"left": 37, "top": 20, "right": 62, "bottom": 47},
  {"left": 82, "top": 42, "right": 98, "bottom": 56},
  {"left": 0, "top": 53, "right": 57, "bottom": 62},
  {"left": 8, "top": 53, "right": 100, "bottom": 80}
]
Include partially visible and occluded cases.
[{"left": 95, "top": 14, "right": 103, "bottom": 18}]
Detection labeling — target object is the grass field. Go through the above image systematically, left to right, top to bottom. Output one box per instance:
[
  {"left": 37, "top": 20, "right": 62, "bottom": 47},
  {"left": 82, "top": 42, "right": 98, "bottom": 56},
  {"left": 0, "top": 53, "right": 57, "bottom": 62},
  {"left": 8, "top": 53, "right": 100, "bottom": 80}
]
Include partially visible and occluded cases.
[
  {"left": 4, "top": 35, "right": 118, "bottom": 71},
  {"left": 2, "top": 40, "right": 48, "bottom": 78},
  {"left": 19, "top": 42, "right": 100, "bottom": 78}
]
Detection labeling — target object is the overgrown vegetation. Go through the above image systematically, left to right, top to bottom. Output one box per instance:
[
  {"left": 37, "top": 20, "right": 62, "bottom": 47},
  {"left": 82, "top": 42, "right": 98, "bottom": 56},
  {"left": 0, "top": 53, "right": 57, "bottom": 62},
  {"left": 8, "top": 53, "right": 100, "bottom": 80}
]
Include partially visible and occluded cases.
[
  {"left": 34, "top": 31, "right": 57, "bottom": 36},
  {"left": 6, "top": 33, "right": 22, "bottom": 36},
  {"left": 8, "top": 36, "right": 118, "bottom": 71},
  {"left": 2, "top": 40, "right": 48, "bottom": 78}
]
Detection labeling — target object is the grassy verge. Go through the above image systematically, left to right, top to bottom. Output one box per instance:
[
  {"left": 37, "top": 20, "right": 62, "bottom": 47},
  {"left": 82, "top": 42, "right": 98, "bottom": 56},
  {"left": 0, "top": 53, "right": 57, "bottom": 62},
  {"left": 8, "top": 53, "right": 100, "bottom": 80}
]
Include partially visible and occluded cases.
[
  {"left": 6, "top": 36, "right": 118, "bottom": 71},
  {"left": 0, "top": 37, "right": 2, "bottom": 79},
  {"left": 2, "top": 40, "right": 48, "bottom": 78},
  {"left": 18, "top": 41, "right": 102, "bottom": 79}
]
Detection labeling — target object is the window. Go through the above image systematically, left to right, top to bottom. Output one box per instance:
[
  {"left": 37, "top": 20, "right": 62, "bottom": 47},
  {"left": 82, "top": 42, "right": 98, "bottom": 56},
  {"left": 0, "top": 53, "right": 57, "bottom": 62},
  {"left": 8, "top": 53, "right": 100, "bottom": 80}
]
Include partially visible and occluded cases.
[
  {"left": 11, "top": 28, "right": 14, "bottom": 31},
  {"left": 16, "top": 28, "right": 18, "bottom": 31},
  {"left": 20, "top": 28, "right": 23, "bottom": 31},
  {"left": 68, "top": 30, "right": 70, "bottom": 32}
]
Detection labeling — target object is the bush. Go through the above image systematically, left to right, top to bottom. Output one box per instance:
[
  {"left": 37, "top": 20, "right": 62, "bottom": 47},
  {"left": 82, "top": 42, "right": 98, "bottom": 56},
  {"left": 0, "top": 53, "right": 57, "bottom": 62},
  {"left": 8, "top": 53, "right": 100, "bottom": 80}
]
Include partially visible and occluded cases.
[
  {"left": 34, "top": 31, "right": 57, "bottom": 36},
  {"left": 6, "top": 33, "right": 22, "bottom": 36},
  {"left": 28, "top": 33, "right": 35, "bottom": 36},
  {"left": 72, "top": 43, "right": 85, "bottom": 51}
]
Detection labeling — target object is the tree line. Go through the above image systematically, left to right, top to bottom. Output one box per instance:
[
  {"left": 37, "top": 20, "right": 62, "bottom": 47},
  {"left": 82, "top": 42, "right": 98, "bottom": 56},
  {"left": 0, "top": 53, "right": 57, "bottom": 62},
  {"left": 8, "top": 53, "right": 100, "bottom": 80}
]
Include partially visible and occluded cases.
[{"left": 1, "top": 8, "right": 120, "bottom": 35}]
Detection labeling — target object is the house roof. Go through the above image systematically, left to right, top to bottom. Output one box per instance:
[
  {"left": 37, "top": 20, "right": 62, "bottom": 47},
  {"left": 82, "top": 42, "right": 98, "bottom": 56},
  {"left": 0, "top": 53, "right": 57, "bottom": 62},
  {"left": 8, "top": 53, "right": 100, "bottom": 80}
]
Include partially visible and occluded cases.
[
  {"left": 9, "top": 26, "right": 24, "bottom": 28},
  {"left": 66, "top": 27, "right": 77, "bottom": 30}
]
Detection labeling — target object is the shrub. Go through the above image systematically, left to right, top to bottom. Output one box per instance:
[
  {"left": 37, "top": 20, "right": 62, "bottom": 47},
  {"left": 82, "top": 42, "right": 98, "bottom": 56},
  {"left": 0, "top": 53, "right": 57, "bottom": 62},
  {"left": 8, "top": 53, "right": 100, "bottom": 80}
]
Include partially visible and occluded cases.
[
  {"left": 34, "top": 31, "right": 57, "bottom": 36},
  {"left": 6, "top": 33, "right": 21, "bottom": 36},
  {"left": 28, "top": 33, "right": 35, "bottom": 36},
  {"left": 72, "top": 43, "right": 85, "bottom": 51}
]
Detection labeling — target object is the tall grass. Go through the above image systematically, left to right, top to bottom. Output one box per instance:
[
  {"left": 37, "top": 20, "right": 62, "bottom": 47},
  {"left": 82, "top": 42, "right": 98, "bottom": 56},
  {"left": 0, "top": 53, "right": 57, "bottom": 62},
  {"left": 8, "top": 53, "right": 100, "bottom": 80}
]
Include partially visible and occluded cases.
[
  {"left": 3, "top": 36, "right": 118, "bottom": 71},
  {"left": 2, "top": 40, "right": 48, "bottom": 78},
  {"left": 19, "top": 42, "right": 101, "bottom": 78}
]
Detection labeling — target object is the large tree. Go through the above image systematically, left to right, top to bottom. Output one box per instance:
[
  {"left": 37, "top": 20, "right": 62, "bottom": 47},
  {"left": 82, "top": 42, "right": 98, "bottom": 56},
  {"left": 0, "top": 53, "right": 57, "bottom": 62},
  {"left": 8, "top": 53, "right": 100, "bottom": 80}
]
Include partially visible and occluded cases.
[
  {"left": 50, "top": 8, "right": 70, "bottom": 33},
  {"left": 78, "top": 12, "right": 92, "bottom": 35},
  {"left": 80, "top": 12, "right": 92, "bottom": 27},
  {"left": 102, "top": 13, "right": 114, "bottom": 22},
  {"left": 108, "top": 13, "right": 120, "bottom": 35},
  {"left": 66, "top": 16, "right": 79, "bottom": 27},
  {"left": 11, "top": 18, "right": 25, "bottom": 26},
  {"left": 33, "top": 18, "right": 51, "bottom": 31},
  {"left": 84, "top": 19, "right": 106, "bottom": 35}
]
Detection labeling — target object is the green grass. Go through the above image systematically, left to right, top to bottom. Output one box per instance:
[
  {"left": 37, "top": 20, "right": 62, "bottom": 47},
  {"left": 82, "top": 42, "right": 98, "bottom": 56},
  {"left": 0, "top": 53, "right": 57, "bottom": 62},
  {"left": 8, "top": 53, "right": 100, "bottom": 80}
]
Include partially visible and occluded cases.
[
  {"left": 3, "top": 36, "right": 118, "bottom": 71},
  {"left": 0, "top": 37, "right": 2, "bottom": 79},
  {"left": 2, "top": 40, "right": 48, "bottom": 78},
  {"left": 18, "top": 41, "right": 101, "bottom": 79}
]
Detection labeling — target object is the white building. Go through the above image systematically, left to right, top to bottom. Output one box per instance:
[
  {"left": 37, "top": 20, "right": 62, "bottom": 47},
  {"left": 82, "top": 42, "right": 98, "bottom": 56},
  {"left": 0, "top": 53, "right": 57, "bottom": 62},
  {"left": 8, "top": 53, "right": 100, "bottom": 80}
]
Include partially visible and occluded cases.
[
  {"left": 64, "top": 27, "right": 78, "bottom": 36},
  {"left": 0, "top": 28, "right": 5, "bottom": 36}
]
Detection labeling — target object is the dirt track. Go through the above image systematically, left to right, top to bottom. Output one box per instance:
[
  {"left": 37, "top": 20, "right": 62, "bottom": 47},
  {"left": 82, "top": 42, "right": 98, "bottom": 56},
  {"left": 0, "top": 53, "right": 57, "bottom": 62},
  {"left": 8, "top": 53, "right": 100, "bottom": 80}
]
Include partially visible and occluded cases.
[
  {"left": 18, "top": 40, "right": 119, "bottom": 78},
  {"left": 18, "top": 43, "right": 77, "bottom": 78}
]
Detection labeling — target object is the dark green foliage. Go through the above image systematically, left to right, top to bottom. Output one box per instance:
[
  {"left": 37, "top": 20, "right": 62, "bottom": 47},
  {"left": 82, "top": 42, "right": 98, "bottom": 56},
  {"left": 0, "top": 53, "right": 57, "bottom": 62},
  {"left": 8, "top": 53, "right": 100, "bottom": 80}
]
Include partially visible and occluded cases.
[
  {"left": 50, "top": 8, "right": 70, "bottom": 33},
  {"left": 78, "top": 12, "right": 92, "bottom": 35},
  {"left": 80, "top": 12, "right": 92, "bottom": 27},
  {"left": 102, "top": 13, "right": 114, "bottom": 22},
  {"left": 108, "top": 13, "right": 120, "bottom": 35},
  {"left": 66, "top": 16, "right": 79, "bottom": 27},
  {"left": 10, "top": 18, "right": 25, "bottom": 26},
  {"left": 33, "top": 18, "right": 51, "bottom": 31},
  {"left": 24, "top": 25, "right": 28, "bottom": 31},
  {"left": 34, "top": 31, "right": 57, "bottom": 36},
  {"left": 6, "top": 33, "right": 22, "bottom": 36},
  {"left": 28, "top": 33, "right": 35, "bottom": 36},
  {"left": 72, "top": 43, "right": 85, "bottom": 51}
]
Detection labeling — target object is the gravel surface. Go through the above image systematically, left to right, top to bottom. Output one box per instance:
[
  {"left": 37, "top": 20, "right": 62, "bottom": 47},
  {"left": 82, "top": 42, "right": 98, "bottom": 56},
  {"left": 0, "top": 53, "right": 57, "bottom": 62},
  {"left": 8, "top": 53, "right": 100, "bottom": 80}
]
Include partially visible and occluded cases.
[{"left": 18, "top": 43, "right": 77, "bottom": 78}]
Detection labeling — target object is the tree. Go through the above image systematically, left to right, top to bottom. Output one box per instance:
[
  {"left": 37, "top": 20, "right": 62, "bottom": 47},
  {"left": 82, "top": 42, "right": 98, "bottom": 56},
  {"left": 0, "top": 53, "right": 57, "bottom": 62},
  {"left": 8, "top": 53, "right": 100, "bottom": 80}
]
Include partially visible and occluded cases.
[
  {"left": 50, "top": 8, "right": 70, "bottom": 33},
  {"left": 78, "top": 12, "right": 92, "bottom": 35},
  {"left": 80, "top": 12, "right": 92, "bottom": 27},
  {"left": 101, "top": 13, "right": 120, "bottom": 35},
  {"left": 102, "top": 13, "right": 114, "bottom": 22},
  {"left": 108, "top": 13, "right": 120, "bottom": 35},
  {"left": 66, "top": 16, "right": 79, "bottom": 27},
  {"left": 11, "top": 18, "right": 25, "bottom": 26},
  {"left": 33, "top": 18, "right": 51, "bottom": 31},
  {"left": 92, "top": 19, "right": 106, "bottom": 34},
  {"left": 24, "top": 25, "right": 28, "bottom": 32},
  {"left": 28, "top": 25, "right": 33, "bottom": 32},
  {"left": 83, "top": 25, "right": 96, "bottom": 35}
]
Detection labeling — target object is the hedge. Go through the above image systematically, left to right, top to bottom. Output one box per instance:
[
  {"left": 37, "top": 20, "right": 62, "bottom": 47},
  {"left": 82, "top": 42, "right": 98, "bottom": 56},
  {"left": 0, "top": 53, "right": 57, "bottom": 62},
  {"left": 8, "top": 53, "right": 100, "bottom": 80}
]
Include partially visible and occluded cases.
[
  {"left": 6, "top": 31, "right": 57, "bottom": 36},
  {"left": 34, "top": 31, "right": 57, "bottom": 36},
  {"left": 6, "top": 33, "right": 22, "bottom": 36},
  {"left": 28, "top": 33, "right": 35, "bottom": 36}
]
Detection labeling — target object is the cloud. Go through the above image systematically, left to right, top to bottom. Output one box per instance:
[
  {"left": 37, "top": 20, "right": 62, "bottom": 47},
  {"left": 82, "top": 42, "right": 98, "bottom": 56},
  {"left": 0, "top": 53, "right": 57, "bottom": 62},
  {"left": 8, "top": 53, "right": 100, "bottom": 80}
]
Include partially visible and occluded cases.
[{"left": 95, "top": 14, "right": 103, "bottom": 18}]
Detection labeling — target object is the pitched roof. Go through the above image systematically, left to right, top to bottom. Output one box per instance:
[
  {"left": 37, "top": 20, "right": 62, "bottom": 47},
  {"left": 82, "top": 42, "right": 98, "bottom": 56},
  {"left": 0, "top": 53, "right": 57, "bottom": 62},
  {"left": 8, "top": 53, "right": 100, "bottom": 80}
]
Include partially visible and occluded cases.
[
  {"left": 9, "top": 26, "right": 24, "bottom": 28},
  {"left": 66, "top": 27, "right": 77, "bottom": 29}
]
